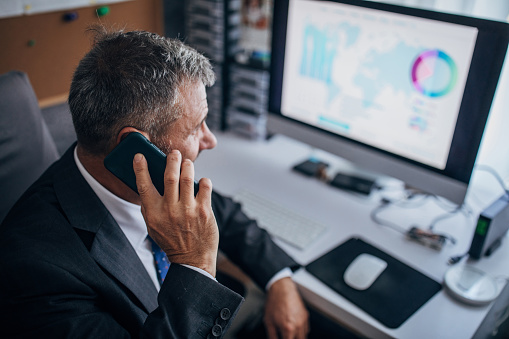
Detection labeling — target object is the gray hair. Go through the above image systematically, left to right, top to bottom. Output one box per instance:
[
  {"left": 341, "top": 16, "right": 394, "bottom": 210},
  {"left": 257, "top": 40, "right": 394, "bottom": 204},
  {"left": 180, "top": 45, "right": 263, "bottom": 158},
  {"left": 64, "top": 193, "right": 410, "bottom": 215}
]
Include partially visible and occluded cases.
[{"left": 68, "top": 26, "right": 215, "bottom": 155}]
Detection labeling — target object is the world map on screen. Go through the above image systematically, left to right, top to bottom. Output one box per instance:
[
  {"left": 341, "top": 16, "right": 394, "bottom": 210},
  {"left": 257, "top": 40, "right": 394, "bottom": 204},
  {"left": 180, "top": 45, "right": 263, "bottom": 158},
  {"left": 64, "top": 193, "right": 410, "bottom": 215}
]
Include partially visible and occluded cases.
[{"left": 281, "top": 0, "right": 477, "bottom": 169}]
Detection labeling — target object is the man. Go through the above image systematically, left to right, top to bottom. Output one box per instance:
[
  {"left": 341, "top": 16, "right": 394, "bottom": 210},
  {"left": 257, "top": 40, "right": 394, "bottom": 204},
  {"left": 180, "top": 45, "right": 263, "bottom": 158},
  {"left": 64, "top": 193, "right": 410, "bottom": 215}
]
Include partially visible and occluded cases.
[{"left": 0, "top": 28, "right": 309, "bottom": 338}]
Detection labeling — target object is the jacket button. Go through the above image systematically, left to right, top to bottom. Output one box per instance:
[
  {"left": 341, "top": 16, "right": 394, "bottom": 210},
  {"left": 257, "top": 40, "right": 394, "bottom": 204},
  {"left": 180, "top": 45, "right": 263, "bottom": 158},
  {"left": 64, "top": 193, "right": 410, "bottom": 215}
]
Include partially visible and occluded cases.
[
  {"left": 220, "top": 308, "right": 231, "bottom": 320},
  {"left": 212, "top": 324, "right": 222, "bottom": 337}
]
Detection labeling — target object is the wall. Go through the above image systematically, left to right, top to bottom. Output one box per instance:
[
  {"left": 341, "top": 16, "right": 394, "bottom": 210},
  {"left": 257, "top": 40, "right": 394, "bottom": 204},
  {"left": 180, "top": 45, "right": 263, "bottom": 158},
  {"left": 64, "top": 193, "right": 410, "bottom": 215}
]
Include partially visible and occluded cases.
[{"left": 0, "top": 0, "right": 163, "bottom": 107}]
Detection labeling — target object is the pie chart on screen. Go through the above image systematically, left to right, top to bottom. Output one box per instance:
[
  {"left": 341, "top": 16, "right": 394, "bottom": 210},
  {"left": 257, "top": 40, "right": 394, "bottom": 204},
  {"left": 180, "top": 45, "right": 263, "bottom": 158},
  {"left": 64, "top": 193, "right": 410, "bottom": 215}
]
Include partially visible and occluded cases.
[{"left": 411, "top": 50, "right": 457, "bottom": 97}]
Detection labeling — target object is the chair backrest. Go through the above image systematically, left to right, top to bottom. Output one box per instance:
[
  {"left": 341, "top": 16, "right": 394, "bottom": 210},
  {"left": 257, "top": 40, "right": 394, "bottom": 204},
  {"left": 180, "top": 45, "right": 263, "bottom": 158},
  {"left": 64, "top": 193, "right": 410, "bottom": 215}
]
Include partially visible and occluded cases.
[{"left": 0, "top": 71, "right": 59, "bottom": 223}]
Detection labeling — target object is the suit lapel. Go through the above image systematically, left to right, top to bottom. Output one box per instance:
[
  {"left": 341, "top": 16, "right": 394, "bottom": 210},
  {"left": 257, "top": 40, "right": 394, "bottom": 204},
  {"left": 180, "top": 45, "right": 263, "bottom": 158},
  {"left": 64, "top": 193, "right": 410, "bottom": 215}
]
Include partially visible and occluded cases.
[
  {"left": 53, "top": 145, "right": 158, "bottom": 313},
  {"left": 90, "top": 218, "right": 159, "bottom": 313}
]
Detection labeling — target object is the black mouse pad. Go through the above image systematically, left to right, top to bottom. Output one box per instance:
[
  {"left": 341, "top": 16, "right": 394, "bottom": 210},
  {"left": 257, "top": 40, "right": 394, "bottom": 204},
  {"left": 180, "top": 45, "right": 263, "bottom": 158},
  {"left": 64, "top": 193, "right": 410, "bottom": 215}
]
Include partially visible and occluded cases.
[{"left": 305, "top": 237, "right": 442, "bottom": 328}]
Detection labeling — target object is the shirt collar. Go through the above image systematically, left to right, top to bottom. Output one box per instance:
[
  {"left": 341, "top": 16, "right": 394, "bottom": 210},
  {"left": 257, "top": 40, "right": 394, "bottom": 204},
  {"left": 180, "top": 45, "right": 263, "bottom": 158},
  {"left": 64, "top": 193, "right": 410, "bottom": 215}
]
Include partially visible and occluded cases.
[{"left": 73, "top": 147, "right": 148, "bottom": 248}]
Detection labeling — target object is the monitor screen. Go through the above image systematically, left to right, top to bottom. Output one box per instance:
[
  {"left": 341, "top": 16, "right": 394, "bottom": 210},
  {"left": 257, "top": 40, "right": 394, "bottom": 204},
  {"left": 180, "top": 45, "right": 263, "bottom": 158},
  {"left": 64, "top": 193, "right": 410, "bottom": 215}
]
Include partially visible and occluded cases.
[{"left": 268, "top": 0, "right": 509, "bottom": 204}]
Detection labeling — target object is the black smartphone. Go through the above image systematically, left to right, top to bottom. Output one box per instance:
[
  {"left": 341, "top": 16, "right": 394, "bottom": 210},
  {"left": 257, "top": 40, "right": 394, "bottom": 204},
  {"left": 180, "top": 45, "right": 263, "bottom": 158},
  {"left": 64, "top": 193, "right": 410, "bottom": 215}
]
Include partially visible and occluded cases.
[{"left": 104, "top": 132, "right": 198, "bottom": 196}]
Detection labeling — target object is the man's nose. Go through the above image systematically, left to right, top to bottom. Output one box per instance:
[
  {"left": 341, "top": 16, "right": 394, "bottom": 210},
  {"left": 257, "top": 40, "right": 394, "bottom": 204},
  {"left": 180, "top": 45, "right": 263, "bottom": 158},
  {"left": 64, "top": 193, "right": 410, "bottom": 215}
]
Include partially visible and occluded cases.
[{"left": 199, "top": 122, "right": 217, "bottom": 151}]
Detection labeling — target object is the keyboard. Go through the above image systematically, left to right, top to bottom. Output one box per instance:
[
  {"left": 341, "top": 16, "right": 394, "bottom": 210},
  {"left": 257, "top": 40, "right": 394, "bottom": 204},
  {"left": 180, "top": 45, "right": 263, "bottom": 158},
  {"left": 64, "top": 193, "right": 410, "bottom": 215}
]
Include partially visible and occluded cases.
[{"left": 233, "top": 189, "right": 327, "bottom": 250}]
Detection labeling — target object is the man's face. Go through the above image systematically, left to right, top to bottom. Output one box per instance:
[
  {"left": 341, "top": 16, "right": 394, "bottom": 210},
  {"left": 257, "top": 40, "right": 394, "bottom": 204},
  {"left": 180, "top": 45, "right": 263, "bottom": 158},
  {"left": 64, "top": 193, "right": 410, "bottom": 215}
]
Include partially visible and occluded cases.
[{"left": 154, "top": 81, "right": 217, "bottom": 162}]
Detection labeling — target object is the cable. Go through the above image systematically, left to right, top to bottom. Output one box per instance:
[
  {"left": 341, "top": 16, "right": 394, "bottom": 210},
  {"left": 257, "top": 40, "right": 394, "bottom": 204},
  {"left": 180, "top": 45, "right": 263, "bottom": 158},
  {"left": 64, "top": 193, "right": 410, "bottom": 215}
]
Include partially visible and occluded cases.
[
  {"left": 475, "top": 164, "right": 509, "bottom": 198},
  {"left": 371, "top": 193, "right": 460, "bottom": 249},
  {"left": 430, "top": 194, "right": 463, "bottom": 213},
  {"left": 369, "top": 198, "right": 408, "bottom": 235},
  {"left": 428, "top": 199, "right": 462, "bottom": 226},
  {"left": 427, "top": 206, "right": 464, "bottom": 244},
  {"left": 448, "top": 252, "right": 468, "bottom": 265}
]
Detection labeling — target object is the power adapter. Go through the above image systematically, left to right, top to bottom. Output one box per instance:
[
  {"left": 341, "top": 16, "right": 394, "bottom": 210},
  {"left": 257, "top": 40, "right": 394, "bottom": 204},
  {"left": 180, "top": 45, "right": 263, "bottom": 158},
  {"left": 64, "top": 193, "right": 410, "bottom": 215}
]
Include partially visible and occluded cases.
[{"left": 469, "top": 193, "right": 509, "bottom": 260}]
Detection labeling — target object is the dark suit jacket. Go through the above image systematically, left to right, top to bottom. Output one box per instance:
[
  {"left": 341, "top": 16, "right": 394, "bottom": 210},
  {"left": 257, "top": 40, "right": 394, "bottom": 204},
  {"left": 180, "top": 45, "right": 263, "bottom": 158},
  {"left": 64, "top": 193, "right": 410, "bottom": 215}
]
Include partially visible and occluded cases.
[{"left": 0, "top": 145, "right": 298, "bottom": 338}]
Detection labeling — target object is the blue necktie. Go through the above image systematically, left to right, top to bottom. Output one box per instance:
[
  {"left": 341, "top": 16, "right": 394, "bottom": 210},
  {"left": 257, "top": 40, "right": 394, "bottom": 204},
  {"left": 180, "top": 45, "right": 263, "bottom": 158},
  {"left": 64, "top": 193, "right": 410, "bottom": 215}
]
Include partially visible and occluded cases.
[{"left": 148, "top": 236, "right": 170, "bottom": 285}]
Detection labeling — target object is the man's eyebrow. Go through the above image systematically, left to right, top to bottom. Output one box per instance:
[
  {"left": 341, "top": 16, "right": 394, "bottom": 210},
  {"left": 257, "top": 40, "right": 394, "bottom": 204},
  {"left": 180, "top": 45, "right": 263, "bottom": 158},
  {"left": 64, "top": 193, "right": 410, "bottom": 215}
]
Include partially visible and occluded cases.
[{"left": 195, "top": 114, "right": 208, "bottom": 130}]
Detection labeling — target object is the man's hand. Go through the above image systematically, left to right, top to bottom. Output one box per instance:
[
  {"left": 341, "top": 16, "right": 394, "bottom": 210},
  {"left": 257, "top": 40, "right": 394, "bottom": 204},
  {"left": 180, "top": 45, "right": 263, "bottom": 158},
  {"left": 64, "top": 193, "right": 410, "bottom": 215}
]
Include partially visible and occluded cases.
[
  {"left": 133, "top": 150, "right": 219, "bottom": 277},
  {"left": 264, "top": 277, "right": 310, "bottom": 339}
]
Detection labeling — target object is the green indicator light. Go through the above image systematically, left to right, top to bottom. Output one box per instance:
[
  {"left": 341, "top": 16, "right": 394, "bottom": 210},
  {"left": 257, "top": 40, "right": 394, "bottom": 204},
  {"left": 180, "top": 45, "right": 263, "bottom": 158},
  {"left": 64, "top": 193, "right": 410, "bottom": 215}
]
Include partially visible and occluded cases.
[{"left": 476, "top": 219, "right": 488, "bottom": 236}]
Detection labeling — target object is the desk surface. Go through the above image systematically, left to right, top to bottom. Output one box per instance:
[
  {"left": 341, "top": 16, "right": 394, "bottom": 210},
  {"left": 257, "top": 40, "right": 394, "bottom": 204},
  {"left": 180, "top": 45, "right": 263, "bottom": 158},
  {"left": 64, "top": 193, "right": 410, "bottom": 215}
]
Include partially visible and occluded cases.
[{"left": 195, "top": 131, "right": 509, "bottom": 339}]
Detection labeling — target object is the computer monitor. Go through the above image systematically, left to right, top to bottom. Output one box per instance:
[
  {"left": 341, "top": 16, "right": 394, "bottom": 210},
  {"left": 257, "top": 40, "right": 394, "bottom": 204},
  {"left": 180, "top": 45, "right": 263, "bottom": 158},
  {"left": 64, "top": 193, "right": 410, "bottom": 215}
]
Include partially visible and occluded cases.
[{"left": 268, "top": 0, "right": 509, "bottom": 204}]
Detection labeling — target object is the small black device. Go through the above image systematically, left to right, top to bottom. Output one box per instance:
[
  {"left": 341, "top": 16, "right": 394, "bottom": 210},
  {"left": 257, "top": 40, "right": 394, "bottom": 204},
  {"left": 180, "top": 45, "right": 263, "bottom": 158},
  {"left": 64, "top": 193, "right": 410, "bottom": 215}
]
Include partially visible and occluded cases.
[
  {"left": 104, "top": 132, "right": 198, "bottom": 196},
  {"left": 292, "top": 158, "right": 329, "bottom": 178},
  {"left": 329, "top": 172, "right": 375, "bottom": 195},
  {"left": 468, "top": 194, "right": 509, "bottom": 260},
  {"left": 406, "top": 226, "right": 446, "bottom": 251}
]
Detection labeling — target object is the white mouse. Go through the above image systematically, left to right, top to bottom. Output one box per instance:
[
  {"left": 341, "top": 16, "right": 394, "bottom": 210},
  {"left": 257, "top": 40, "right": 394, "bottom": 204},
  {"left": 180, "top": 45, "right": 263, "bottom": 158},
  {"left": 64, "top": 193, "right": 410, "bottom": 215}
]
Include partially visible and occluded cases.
[{"left": 343, "top": 253, "right": 387, "bottom": 290}]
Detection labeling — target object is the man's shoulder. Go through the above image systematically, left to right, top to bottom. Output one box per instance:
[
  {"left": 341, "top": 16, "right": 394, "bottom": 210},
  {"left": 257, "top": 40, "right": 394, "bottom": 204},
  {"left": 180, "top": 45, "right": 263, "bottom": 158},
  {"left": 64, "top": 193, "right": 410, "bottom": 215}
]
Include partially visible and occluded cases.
[
  {"left": 1, "top": 148, "right": 79, "bottom": 232},
  {"left": 1, "top": 174, "right": 64, "bottom": 237}
]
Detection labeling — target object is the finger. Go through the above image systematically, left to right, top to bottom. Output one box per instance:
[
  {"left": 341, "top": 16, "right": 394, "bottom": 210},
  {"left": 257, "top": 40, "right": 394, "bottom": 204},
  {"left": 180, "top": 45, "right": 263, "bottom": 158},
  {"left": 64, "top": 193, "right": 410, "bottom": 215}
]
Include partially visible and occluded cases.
[
  {"left": 164, "top": 150, "right": 181, "bottom": 203},
  {"left": 133, "top": 154, "right": 159, "bottom": 205},
  {"left": 179, "top": 159, "right": 195, "bottom": 204},
  {"left": 196, "top": 177, "right": 212, "bottom": 206},
  {"left": 303, "top": 320, "right": 310, "bottom": 339},
  {"left": 297, "top": 323, "right": 308, "bottom": 339},
  {"left": 265, "top": 324, "right": 278, "bottom": 339},
  {"left": 280, "top": 325, "right": 293, "bottom": 339}
]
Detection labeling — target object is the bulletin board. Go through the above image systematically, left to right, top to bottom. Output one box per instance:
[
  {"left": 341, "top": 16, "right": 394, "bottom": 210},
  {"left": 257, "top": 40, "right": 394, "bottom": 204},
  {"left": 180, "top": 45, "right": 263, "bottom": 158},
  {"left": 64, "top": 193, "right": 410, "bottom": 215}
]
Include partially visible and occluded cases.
[
  {"left": 0, "top": 0, "right": 163, "bottom": 106},
  {"left": 0, "top": 0, "right": 133, "bottom": 19}
]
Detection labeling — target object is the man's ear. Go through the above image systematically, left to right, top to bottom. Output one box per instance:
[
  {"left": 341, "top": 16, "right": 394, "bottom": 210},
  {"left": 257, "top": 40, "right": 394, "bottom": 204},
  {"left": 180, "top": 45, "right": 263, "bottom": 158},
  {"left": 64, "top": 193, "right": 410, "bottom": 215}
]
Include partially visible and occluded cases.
[{"left": 116, "top": 127, "right": 150, "bottom": 146}]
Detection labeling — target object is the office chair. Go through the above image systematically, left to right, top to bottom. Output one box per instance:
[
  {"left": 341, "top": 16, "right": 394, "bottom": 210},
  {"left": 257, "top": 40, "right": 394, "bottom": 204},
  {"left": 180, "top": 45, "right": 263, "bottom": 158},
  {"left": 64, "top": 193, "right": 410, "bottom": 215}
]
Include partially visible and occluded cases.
[{"left": 0, "top": 70, "right": 59, "bottom": 223}]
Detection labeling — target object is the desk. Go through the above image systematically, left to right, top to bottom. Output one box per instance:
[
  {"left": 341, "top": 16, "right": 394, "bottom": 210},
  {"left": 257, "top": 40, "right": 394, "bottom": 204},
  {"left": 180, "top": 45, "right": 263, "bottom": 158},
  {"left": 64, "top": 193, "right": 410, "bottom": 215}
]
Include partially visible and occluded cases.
[{"left": 194, "top": 131, "right": 509, "bottom": 339}]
